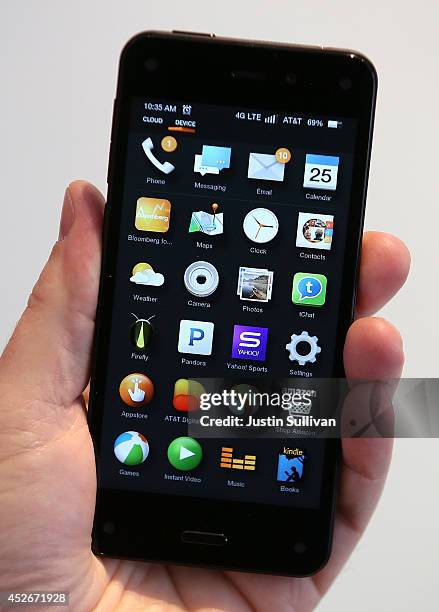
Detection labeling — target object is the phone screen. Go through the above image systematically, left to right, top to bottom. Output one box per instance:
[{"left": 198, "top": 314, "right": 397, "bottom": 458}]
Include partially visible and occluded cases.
[{"left": 95, "top": 97, "right": 357, "bottom": 511}]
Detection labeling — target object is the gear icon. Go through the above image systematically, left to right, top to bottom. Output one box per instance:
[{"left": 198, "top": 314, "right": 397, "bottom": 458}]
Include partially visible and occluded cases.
[{"left": 286, "top": 331, "right": 321, "bottom": 366}]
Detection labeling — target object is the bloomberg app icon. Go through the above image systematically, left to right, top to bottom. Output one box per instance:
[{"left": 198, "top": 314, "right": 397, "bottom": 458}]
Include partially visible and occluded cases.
[{"left": 231, "top": 325, "right": 268, "bottom": 361}]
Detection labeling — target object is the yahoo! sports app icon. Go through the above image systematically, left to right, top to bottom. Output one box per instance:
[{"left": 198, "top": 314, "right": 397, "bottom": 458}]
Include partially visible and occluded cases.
[{"left": 231, "top": 324, "right": 268, "bottom": 362}]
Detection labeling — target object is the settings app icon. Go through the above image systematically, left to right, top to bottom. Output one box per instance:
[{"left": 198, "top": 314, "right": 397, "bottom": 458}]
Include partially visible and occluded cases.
[{"left": 286, "top": 331, "right": 321, "bottom": 366}]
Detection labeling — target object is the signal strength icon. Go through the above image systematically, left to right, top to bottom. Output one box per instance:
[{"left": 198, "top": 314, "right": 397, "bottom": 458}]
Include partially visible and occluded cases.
[{"left": 264, "top": 113, "right": 278, "bottom": 124}]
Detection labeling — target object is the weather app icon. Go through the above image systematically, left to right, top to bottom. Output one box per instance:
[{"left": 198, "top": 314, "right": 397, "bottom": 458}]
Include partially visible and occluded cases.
[{"left": 292, "top": 272, "right": 327, "bottom": 307}]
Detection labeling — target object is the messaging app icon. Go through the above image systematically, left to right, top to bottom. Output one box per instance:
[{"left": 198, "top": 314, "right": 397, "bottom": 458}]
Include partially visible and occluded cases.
[
  {"left": 194, "top": 145, "right": 231, "bottom": 176},
  {"left": 247, "top": 152, "right": 287, "bottom": 182},
  {"left": 292, "top": 273, "right": 327, "bottom": 307}
]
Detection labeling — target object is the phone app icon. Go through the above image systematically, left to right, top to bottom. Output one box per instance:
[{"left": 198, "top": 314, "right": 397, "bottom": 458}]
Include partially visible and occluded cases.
[
  {"left": 142, "top": 137, "right": 175, "bottom": 174},
  {"left": 194, "top": 145, "right": 231, "bottom": 176},
  {"left": 247, "top": 151, "right": 288, "bottom": 182},
  {"left": 303, "top": 154, "right": 339, "bottom": 191},
  {"left": 135, "top": 197, "right": 171, "bottom": 233},
  {"left": 189, "top": 203, "right": 223, "bottom": 236},
  {"left": 243, "top": 208, "right": 279, "bottom": 243},
  {"left": 296, "top": 212, "right": 334, "bottom": 250},
  {"left": 184, "top": 261, "right": 219, "bottom": 297},
  {"left": 130, "top": 262, "right": 165, "bottom": 287},
  {"left": 237, "top": 266, "right": 273, "bottom": 303},
  {"left": 292, "top": 273, "right": 327, "bottom": 307},
  {"left": 130, "top": 314, "right": 155, "bottom": 352},
  {"left": 178, "top": 320, "right": 214, "bottom": 356},
  {"left": 231, "top": 324, "right": 268, "bottom": 361},
  {"left": 286, "top": 331, "right": 321, "bottom": 366},
  {"left": 119, "top": 373, "right": 154, "bottom": 407},
  {"left": 173, "top": 379, "right": 206, "bottom": 412},
  {"left": 114, "top": 431, "right": 150, "bottom": 466},
  {"left": 167, "top": 437, "right": 203, "bottom": 471},
  {"left": 277, "top": 446, "right": 306, "bottom": 483},
  {"left": 220, "top": 447, "right": 256, "bottom": 471}
]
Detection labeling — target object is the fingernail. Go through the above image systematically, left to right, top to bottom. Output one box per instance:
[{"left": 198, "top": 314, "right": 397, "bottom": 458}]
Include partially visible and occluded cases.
[{"left": 59, "top": 187, "right": 75, "bottom": 240}]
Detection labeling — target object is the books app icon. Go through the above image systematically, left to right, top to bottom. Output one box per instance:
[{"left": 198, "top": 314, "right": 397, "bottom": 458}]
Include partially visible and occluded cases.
[{"left": 189, "top": 203, "right": 223, "bottom": 236}]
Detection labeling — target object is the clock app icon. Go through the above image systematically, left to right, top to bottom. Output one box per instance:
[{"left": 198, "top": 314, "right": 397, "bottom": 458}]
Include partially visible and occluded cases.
[{"left": 243, "top": 208, "right": 279, "bottom": 244}]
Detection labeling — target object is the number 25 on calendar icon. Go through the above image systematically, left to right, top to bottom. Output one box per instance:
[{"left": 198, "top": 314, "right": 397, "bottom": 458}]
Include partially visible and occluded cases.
[{"left": 303, "top": 154, "right": 340, "bottom": 191}]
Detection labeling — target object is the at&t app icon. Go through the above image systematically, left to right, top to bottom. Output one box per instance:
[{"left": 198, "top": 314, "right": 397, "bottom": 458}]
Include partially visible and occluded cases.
[
  {"left": 292, "top": 273, "right": 327, "bottom": 307},
  {"left": 178, "top": 320, "right": 214, "bottom": 356},
  {"left": 231, "top": 325, "right": 268, "bottom": 361}
]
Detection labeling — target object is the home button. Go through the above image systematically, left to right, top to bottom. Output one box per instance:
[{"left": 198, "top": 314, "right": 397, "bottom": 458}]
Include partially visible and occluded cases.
[{"left": 181, "top": 530, "right": 228, "bottom": 547}]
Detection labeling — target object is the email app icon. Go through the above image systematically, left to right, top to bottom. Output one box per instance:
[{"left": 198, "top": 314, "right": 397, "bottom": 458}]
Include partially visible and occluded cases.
[{"left": 247, "top": 153, "right": 285, "bottom": 182}]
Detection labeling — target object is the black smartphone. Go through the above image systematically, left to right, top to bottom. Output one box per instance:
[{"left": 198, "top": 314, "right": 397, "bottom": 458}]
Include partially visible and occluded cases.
[{"left": 88, "top": 31, "right": 377, "bottom": 576}]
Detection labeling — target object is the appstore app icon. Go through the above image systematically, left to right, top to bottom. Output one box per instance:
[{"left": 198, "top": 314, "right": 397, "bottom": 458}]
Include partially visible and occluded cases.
[{"left": 292, "top": 273, "right": 327, "bottom": 307}]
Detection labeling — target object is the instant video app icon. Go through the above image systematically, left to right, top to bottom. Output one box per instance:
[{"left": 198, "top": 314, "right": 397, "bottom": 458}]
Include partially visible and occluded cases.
[
  {"left": 135, "top": 197, "right": 171, "bottom": 233},
  {"left": 292, "top": 273, "right": 327, "bottom": 307},
  {"left": 231, "top": 325, "right": 268, "bottom": 361},
  {"left": 167, "top": 437, "right": 203, "bottom": 471}
]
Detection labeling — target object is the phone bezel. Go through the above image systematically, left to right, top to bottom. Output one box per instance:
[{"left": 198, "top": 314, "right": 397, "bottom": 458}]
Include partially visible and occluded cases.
[{"left": 88, "top": 31, "right": 377, "bottom": 577}]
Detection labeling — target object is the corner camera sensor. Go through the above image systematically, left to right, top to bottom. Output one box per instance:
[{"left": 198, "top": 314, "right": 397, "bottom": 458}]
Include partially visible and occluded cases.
[
  {"left": 144, "top": 58, "right": 159, "bottom": 72},
  {"left": 339, "top": 76, "right": 352, "bottom": 91}
]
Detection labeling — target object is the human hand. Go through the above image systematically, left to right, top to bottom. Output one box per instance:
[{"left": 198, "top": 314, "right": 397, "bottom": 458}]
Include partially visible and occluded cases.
[{"left": 0, "top": 182, "right": 410, "bottom": 611}]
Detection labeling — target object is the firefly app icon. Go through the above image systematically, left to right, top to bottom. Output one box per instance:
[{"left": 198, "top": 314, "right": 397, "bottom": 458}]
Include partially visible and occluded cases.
[
  {"left": 292, "top": 273, "right": 327, "bottom": 307},
  {"left": 130, "top": 314, "right": 155, "bottom": 351}
]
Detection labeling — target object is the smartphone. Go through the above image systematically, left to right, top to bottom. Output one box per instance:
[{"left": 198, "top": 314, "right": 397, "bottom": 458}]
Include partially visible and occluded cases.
[{"left": 88, "top": 31, "right": 377, "bottom": 576}]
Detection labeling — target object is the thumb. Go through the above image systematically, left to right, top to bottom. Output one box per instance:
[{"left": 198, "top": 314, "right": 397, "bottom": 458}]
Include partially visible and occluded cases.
[{"left": 0, "top": 181, "right": 105, "bottom": 407}]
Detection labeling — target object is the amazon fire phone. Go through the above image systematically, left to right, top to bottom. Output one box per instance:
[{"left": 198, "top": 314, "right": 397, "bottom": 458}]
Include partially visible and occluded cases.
[{"left": 88, "top": 31, "right": 377, "bottom": 576}]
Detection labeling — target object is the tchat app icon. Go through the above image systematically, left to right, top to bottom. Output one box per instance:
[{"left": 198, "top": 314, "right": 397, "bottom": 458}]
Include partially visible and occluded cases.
[
  {"left": 194, "top": 145, "right": 231, "bottom": 176},
  {"left": 292, "top": 273, "right": 327, "bottom": 307},
  {"left": 178, "top": 320, "right": 214, "bottom": 356},
  {"left": 231, "top": 325, "right": 268, "bottom": 362}
]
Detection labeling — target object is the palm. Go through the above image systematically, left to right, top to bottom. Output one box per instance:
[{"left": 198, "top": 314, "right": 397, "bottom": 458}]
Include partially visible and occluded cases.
[{"left": 0, "top": 182, "right": 410, "bottom": 611}]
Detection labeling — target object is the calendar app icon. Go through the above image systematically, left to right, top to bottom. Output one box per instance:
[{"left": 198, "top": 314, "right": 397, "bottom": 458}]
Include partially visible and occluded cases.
[{"left": 303, "top": 154, "right": 339, "bottom": 191}]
